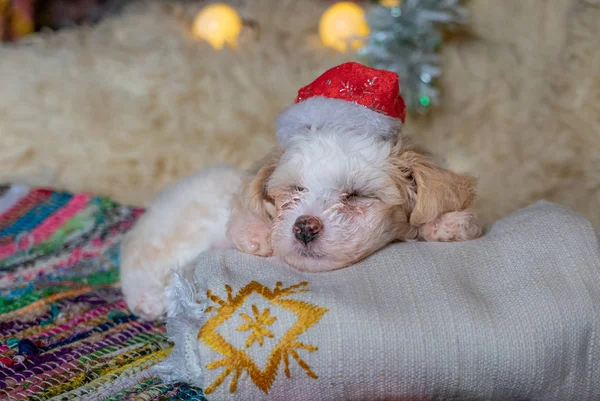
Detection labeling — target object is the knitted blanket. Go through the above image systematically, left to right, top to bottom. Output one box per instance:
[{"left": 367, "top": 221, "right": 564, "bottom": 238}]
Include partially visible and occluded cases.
[{"left": 0, "top": 185, "right": 205, "bottom": 400}]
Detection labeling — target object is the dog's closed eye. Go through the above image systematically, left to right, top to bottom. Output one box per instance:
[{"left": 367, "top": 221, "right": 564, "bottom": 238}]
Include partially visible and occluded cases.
[
  {"left": 293, "top": 185, "right": 307, "bottom": 193},
  {"left": 341, "top": 188, "right": 377, "bottom": 200},
  {"left": 342, "top": 191, "right": 359, "bottom": 201},
  {"left": 342, "top": 191, "right": 376, "bottom": 202}
]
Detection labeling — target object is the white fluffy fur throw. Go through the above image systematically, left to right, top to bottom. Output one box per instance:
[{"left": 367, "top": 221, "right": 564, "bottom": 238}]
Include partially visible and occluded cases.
[{"left": 0, "top": 0, "right": 599, "bottom": 228}]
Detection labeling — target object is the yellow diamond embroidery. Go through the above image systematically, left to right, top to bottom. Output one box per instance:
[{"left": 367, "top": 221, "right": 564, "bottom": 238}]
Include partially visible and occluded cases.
[{"left": 199, "top": 281, "right": 329, "bottom": 395}]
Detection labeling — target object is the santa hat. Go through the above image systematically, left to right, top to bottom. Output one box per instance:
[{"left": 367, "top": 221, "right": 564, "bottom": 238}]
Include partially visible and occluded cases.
[{"left": 276, "top": 62, "right": 406, "bottom": 147}]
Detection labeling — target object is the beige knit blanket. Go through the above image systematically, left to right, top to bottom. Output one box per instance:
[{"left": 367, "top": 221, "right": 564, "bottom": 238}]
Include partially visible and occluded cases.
[{"left": 154, "top": 201, "right": 600, "bottom": 400}]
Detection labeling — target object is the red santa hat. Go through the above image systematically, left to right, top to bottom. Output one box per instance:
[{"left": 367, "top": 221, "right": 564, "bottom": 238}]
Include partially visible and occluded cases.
[{"left": 276, "top": 62, "right": 406, "bottom": 146}]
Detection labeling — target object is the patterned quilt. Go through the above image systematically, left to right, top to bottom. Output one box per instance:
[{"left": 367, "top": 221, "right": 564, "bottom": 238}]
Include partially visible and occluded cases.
[{"left": 0, "top": 185, "right": 205, "bottom": 400}]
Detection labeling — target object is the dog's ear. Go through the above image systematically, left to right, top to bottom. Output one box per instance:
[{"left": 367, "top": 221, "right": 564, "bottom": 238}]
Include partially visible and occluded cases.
[
  {"left": 392, "top": 144, "right": 476, "bottom": 227},
  {"left": 236, "top": 146, "right": 283, "bottom": 219},
  {"left": 227, "top": 147, "right": 282, "bottom": 256}
]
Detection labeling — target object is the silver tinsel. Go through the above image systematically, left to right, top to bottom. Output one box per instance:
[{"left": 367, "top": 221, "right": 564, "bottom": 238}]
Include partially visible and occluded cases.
[{"left": 360, "top": 0, "right": 467, "bottom": 114}]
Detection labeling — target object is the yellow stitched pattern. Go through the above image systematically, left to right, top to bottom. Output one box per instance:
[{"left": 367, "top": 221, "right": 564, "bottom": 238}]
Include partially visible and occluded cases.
[
  {"left": 198, "top": 281, "right": 328, "bottom": 395},
  {"left": 237, "top": 304, "right": 277, "bottom": 348}
]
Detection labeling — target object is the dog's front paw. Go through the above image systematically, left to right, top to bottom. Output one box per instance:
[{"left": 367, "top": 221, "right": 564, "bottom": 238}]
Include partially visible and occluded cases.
[
  {"left": 418, "top": 210, "right": 483, "bottom": 242},
  {"left": 227, "top": 213, "right": 273, "bottom": 257},
  {"left": 120, "top": 237, "right": 172, "bottom": 321},
  {"left": 121, "top": 269, "right": 169, "bottom": 321}
]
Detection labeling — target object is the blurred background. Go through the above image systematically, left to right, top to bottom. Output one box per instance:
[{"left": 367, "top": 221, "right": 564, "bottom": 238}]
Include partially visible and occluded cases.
[{"left": 0, "top": 0, "right": 599, "bottom": 228}]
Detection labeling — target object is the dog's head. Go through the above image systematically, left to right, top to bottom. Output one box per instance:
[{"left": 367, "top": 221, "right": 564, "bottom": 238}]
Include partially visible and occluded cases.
[{"left": 240, "top": 106, "right": 476, "bottom": 272}]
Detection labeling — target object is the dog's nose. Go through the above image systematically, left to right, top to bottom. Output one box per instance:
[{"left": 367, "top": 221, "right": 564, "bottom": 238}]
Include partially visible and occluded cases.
[{"left": 293, "top": 216, "right": 322, "bottom": 244}]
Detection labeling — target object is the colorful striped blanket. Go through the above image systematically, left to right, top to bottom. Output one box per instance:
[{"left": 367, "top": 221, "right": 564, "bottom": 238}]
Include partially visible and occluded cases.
[{"left": 0, "top": 185, "right": 205, "bottom": 400}]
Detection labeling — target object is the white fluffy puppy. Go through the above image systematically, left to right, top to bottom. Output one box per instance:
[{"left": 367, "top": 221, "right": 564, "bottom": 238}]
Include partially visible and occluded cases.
[
  {"left": 120, "top": 63, "right": 483, "bottom": 320},
  {"left": 120, "top": 134, "right": 481, "bottom": 320}
]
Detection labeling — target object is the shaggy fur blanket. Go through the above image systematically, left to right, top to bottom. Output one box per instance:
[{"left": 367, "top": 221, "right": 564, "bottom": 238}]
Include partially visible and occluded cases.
[{"left": 0, "top": 0, "right": 599, "bottom": 228}]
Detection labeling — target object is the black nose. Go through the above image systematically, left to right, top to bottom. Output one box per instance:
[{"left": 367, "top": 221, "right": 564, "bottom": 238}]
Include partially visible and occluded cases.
[{"left": 293, "top": 216, "right": 322, "bottom": 244}]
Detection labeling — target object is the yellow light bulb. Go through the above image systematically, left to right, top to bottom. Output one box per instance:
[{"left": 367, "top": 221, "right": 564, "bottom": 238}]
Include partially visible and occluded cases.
[
  {"left": 380, "top": 0, "right": 402, "bottom": 7},
  {"left": 319, "top": 2, "right": 370, "bottom": 53},
  {"left": 192, "top": 3, "right": 242, "bottom": 50}
]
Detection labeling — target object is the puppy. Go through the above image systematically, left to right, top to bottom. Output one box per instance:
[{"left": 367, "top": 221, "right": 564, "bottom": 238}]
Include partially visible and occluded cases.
[
  {"left": 120, "top": 63, "right": 483, "bottom": 320},
  {"left": 232, "top": 133, "right": 483, "bottom": 264},
  {"left": 120, "top": 135, "right": 481, "bottom": 320}
]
